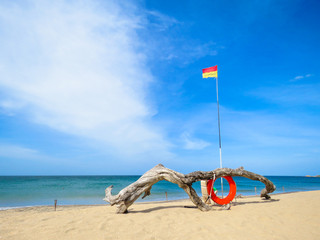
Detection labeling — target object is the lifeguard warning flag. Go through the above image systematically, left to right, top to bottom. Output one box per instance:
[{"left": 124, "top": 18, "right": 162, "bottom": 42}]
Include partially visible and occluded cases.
[{"left": 202, "top": 65, "right": 218, "bottom": 78}]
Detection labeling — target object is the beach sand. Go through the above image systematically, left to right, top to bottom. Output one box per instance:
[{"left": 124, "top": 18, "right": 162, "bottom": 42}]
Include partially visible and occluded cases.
[{"left": 1, "top": 191, "right": 319, "bottom": 240}]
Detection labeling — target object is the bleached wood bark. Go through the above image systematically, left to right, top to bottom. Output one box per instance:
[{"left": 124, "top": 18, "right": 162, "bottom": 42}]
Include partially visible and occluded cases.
[{"left": 104, "top": 164, "right": 276, "bottom": 213}]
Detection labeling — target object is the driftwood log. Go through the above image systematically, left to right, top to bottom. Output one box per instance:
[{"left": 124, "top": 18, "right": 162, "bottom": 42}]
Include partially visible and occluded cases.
[{"left": 104, "top": 164, "right": 276, "bottom": 213}]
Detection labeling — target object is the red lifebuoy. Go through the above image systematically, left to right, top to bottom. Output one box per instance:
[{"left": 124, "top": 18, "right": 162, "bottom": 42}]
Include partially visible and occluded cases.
[{"left": 207, "top": 176, "right": 237, "bottom": 205}]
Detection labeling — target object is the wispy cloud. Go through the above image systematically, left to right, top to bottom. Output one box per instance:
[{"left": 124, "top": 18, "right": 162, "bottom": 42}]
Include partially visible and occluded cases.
[
  {"left": 0, "top": 0, "right": 170, "bottom": 158},
  {"left": 138, "top": 10, "right": 220, "bottom": 64},
  {"left": 145, "top": 10, "right": 180, "bottom": 31},
  {"left": 159, "top": 41, "right": 219, "bottom": 64},
  {"left": 182, "top": 41, "right": 218, "bottom": 63},
  {"left": 290, "top": 73, "right": 314, "bottom": 82},
  {"left": 161, "top": 101, "right": 320, "bottom": 173},
  {"left": 181, "top": 132, "right": 211, "bottom": 150},
  {"left": 0, "top": 142, "right": 103, "bottom": 175},
  {"left": 0, "top": 144, "right": 40, "bottom": 160}
]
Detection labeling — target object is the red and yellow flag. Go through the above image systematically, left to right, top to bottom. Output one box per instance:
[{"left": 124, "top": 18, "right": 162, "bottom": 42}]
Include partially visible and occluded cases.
[{"left": 202, "top": 65, "right": 218, "bottom": 78}]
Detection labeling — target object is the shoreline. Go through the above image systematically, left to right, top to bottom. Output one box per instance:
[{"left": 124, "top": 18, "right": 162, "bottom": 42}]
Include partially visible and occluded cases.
[
  {"left": 1, "top": 189, "right": 319, "bottom": 211},
  {"left": 1, "top": 190, "right": 319, "bottom": 240}
]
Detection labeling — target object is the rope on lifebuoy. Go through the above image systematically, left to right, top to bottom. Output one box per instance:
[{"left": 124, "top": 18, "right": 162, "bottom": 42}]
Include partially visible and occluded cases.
[
  {"left": 205, "top": 174, "right": 216, "bottom": 204},
  {"left": 207, "top": 176, "right": 237, "bottom": 205}
]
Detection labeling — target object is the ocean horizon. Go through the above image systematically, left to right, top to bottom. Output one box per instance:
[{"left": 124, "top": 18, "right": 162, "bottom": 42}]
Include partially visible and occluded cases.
[{"left": 1, "top": 175, "right": 320, "bottom": 209}]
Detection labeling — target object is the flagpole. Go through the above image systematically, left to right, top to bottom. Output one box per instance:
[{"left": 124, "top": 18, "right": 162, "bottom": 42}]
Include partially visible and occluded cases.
[{"left": 215, "top": 74, "right": 224, "bottom": 198}]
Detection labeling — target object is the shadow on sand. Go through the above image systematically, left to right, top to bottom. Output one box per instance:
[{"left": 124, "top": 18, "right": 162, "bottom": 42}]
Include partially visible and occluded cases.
[{"left": 128, "top": 198, "right": 280, "bottom": 213}]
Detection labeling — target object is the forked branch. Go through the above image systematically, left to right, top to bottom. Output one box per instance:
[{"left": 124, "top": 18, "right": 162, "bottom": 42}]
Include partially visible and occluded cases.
[{"left": 104, "top": 164, "right": 276, "bottom": 213}]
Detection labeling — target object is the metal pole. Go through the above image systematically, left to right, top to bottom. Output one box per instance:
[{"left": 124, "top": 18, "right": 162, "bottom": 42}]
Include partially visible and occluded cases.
[{"left": 215, "top": 75, "right": 224, "bottom": 198}]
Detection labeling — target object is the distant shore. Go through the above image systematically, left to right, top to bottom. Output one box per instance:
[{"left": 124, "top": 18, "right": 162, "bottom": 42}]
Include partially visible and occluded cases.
[
  {"left": 2, "top": 175, "right": 319, "bottom": 208},
  {"left": 1, "top": 190, "right": 319, "bottom": 240}
]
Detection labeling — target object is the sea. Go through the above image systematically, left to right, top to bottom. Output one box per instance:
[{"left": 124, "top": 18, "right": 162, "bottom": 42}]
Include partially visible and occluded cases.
[{"left": 1, "top": 175, "right": 320, "bottom": 209}]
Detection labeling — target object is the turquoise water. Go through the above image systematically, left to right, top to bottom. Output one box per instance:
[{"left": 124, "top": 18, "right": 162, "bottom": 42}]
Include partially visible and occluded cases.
[{"left": 1, "top": 175, "right": 320, "bottom": 209}]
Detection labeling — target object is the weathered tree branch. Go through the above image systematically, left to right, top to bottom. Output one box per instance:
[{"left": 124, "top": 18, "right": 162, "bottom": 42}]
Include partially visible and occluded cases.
[{"left": 103, "top": 164, "right": 276, "bottom": 213}]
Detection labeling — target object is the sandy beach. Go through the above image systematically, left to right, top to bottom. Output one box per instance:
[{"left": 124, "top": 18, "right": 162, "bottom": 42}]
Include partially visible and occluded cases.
[{"left": 1, "top": 191, "right": 319, "bottom": 240}]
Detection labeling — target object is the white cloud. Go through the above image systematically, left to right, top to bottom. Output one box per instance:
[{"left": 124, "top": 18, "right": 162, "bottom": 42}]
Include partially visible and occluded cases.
[
  {"left": 0, "top": 0, "right": 170, "bottom": 157},
  {"left": 138, "top": 10, "right": 220, "bottom": 65},
  {"left": 145, "top": 10, "right": 179, "bottom": 31},
  {"left": 162, "top": 41, "right": 219, "bottom": 65},
  {"left": 291, "top": 73, "right": 314, "bottom": 82},
  {"left": 294, "top": 76, "right": 304, "bottom": 80},
  {"left": 165, "top": 99, "right": 320, "bottom": 152},
  {"left": 164, "top": 103, "right": 320, "bottom": 174},
  {"left": 181, "top": 132, "right": 211, "bottom": 150},
  {"left": 0, "top": 142, "right": 72, "bottom": 164},
  {"left": 0, "top": 144, "right": 40, "bottom": 159}
]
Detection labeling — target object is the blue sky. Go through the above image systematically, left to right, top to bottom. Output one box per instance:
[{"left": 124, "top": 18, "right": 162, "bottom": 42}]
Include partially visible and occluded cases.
[{"left": 0, "top": 0, "right": 319, "bottom": 175}]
